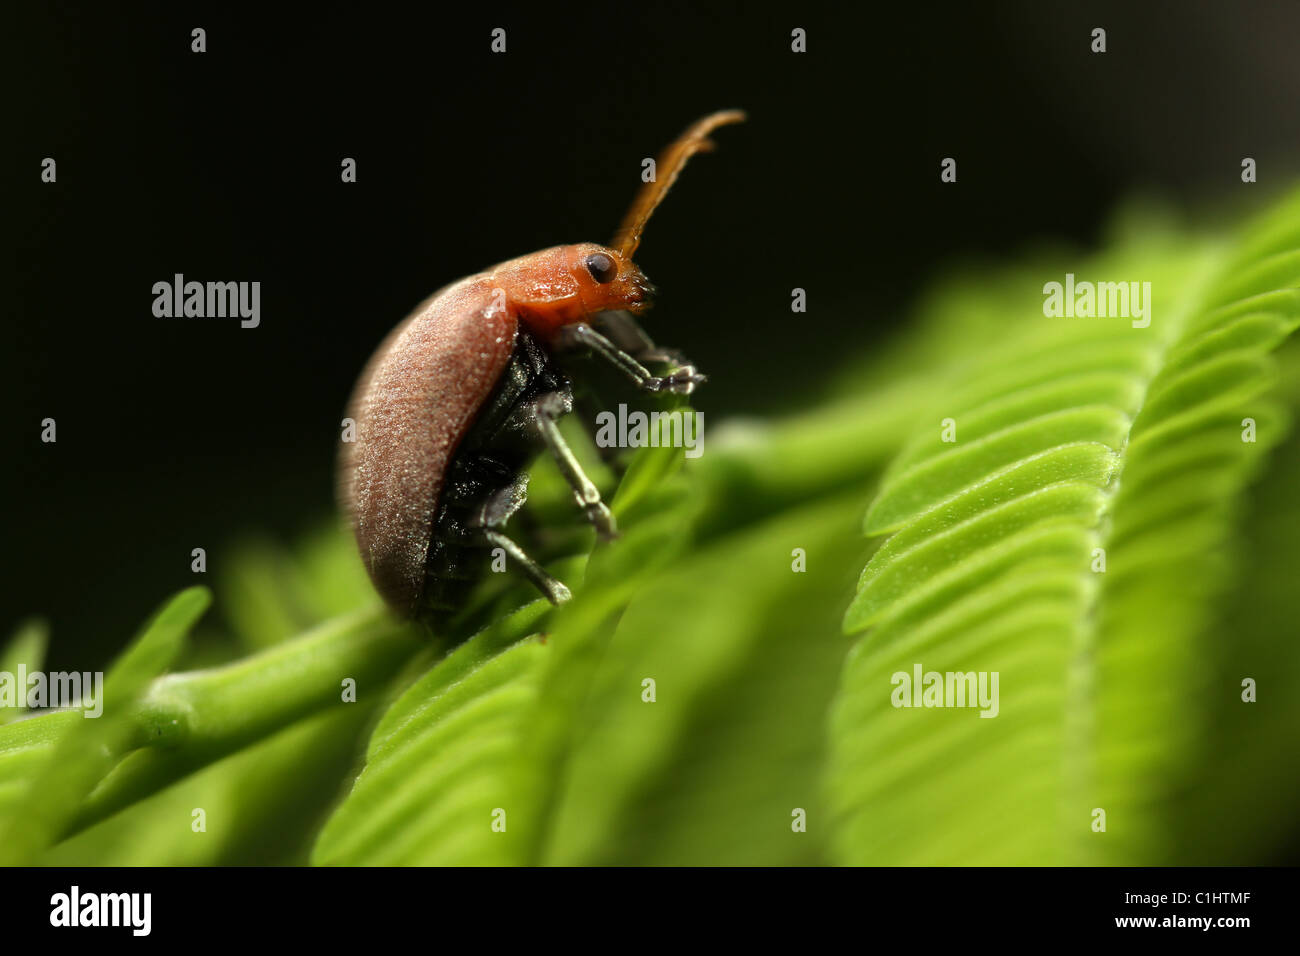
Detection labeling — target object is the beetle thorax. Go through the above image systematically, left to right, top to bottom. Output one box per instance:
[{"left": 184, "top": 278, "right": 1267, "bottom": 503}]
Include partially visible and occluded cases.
[{"left": 486, "top": 243, "right": 653, "bottom": 340}]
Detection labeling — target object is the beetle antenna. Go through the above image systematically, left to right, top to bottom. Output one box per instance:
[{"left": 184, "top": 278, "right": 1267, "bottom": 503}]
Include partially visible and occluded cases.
[{"left": 612, "top": 109, "right": 746, "bottom": 259}]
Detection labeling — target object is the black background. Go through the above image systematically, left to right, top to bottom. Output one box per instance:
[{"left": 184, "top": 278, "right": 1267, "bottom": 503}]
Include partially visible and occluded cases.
[{"left": 8, "top": 0, "right": 1300, "bottom": 663}]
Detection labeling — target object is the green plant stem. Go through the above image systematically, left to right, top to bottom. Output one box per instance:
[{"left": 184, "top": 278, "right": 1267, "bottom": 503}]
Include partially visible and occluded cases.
[{"left": 66, "top": 606, "right": 422, "bottom": 838}]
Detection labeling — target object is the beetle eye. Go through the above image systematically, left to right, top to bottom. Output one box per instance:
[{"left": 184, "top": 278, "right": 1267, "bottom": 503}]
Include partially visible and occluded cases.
[{"left": 584, "top": 252, "right": 618, "bottom": 284}]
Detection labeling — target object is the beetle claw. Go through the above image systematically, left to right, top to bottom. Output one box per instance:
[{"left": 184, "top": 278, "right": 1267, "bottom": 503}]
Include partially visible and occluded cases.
[
  {"left": 652, "top": 365, "right": 707, "bottom": 395},
  {"left": 578, "top": 496, "right": 619, "bottom": 539}
]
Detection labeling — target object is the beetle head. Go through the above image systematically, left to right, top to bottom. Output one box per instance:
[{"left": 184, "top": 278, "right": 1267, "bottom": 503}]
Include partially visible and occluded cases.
[
  {"left": 492, "top": 242, "right": 655, "bottom": 339},
  {"left": 571, "top": 242, "right": 657, "bottom": 315}
]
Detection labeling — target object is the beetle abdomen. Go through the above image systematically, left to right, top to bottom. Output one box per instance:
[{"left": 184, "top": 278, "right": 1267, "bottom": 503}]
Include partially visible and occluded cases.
[{"left": 340, "top": 278, "right": 518, "bottom": 615}]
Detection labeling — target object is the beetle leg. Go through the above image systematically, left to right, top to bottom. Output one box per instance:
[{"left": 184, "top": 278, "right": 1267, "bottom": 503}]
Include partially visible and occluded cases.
[
  {"left": 591, "top": 310, "right": 657, "bottom": 354},
  {"left": 591, "top": 312, "right": 702, "bottom": 383},
  {"left": 559, "top": 324, "right": 707, "bottom": 395},
  {"left": 531, "top": 391, "right": 618, "bottom": 539},
  {"left": 457, "top": 465, "right": 573, "bottom": 606},
  {"left": 468, "top": 469, "right": 531, "bottom": 529},
  {"left": 476, "top": 529, "right": 572, "bottom": 605}
]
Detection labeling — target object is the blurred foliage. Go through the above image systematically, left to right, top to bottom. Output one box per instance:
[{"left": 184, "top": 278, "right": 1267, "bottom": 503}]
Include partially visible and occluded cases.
[
  {"left": 2, "top": 189, "right": 1299, "bottom": 865},
  {"left": 832, "top": 193, "right": 1300, "bottom": 864}
]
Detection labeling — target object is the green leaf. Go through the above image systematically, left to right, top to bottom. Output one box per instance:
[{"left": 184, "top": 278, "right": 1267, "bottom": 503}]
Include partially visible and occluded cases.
[
  {"left": 828, "top": 191, "right": 1300, "bottom": 864},
  {"left": 1163, "top": 377, "right": 1300, "bottom": 863},
  {"left": 543, "top": 488, "right": 874, "bottom": 864},
  {"left": 218, "top": 537, "right": 319, "bottom": 651},
  {"left": 0, "top": 586, "right": 210, "bottom": 864},
  {"left": 312, "top": 611, "right": 550, "bottom": 865},
  {"left": 0, "top": 619, "right": 49, "bottom": 725},
  {"left": 40, "top": 706, "right": 374, "bottom": 866}
]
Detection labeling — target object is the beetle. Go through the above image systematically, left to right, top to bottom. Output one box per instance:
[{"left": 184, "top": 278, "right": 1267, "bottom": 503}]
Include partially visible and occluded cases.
[{"left": 339, "top": 110, "right": 745, "bottom": 621}]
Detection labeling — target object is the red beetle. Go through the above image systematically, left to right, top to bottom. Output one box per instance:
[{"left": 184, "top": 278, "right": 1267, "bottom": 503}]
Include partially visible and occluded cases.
[{"left": 339, "top": 110, "right": 745, "bottom": 620}]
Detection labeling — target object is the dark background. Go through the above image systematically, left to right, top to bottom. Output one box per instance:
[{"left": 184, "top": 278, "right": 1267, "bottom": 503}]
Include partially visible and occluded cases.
[{"left": 8, "top": 0, "right": 1300, "bottom": 664}]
